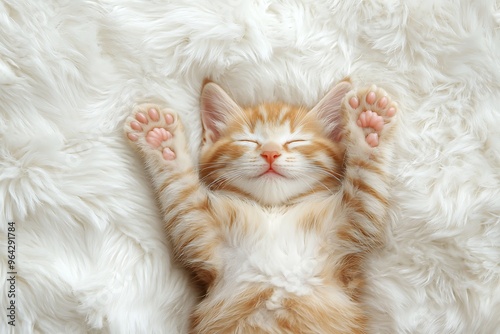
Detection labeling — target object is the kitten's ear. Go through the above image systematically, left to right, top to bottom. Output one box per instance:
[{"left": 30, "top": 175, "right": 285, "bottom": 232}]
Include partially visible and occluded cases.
[
  {"left": 310, "top": 79, "right": 352, "bottom": 141},
  {"left": 200, "top": 80, "right": 242, "bottom": 143}
]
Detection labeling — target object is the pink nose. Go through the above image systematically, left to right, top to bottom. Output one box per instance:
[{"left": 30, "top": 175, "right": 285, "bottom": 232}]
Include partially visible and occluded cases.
[{"left": 261, "top": 151, "right": 281, "bottom": 164}]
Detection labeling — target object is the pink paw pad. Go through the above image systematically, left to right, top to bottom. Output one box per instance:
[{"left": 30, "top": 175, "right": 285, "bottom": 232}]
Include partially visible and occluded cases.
[
  {"left": 366, "top": 92, "right": 376, "bottom": 104},
  {"left": 349, "top": 97, "right": 359, "bottom": 109},
  {"left": 377, "top": 97, "right": 388, "bottom": 108},
  {"left": 148, "top": 108, "right": 160, "bottom": 121},
  {"left": 357, "top": 110, "right": 384, "bottom": 132},
  {"left": 135, "top": 113, "right": 148, "bottom": 124},
  {"left": 165, "top": 113, "right": 174, "bottom": 125},
  {"left": 131, "top": 121, "right": 142, "bottom": 131},
  {"left": 146, "top": 128, "right": 172, "bottom": 148},
  {"left": 128, "top": 133, "right": 139, "bottom": 141},
  {"left": 365, "top": 133, "right": 379, "bottom": 147},
  {"left": 162, "top": 148, "right": 176, "bottom": 160}
]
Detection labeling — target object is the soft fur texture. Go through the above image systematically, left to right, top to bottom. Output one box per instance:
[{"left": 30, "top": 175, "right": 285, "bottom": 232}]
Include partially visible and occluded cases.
[{"left": 0, "top": 1, "right": 499, "bottom": 333}]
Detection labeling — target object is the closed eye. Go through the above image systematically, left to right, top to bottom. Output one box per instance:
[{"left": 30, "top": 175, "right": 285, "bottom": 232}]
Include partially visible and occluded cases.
[
  {"left": 236, "top": 139, "right": 259, "bottom": 144},
  {"left": 285, "top": 139, "right": 308, "bottom": 149}
]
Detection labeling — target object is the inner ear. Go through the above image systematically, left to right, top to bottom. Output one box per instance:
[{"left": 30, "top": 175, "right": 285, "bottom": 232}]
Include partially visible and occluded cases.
[
  {"left": 310, "top": 79, "right": 352, "bottom": 141},
  {"left": 200, "top": 80, "right": 242, "bottom": 143}
]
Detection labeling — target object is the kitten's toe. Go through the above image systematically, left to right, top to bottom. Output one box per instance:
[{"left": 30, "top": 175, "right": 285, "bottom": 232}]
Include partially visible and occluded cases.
[
  {"left": 365, "top": 91, "right": 377, "bottom": 105},
  {"left": 349, "top": 96, "right": 359, "bottom": 109},
  {"left": 148, "top": 108, "right": 160, "bottom": 121},
  {"left": 135, "top": 112, "right": 149, "bottom": 124},
  {"left": 130, "top": 121, "right": 143, "bottom": 131},
  {"left": 127, "top": 133, "right": 139, "bottom": 141}
]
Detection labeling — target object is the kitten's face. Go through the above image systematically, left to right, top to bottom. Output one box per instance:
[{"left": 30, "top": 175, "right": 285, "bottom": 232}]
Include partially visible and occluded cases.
[{"left": 199, "top": 81, "right": 351, "bottom": 205}]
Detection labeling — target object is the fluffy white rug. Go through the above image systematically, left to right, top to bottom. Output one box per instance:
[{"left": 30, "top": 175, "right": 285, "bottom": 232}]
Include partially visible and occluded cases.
[{"left": 1, "top": 0, "right": 499, "bottom": 333}]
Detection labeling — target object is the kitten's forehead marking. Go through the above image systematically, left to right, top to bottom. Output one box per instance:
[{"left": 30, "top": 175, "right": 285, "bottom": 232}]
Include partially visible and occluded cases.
[
  {"left": 238, "top": 103, "right": 315, "bottom": 144},
  {"left": 254, "top": 104, "right": 295, "bottom": 125},
  {"left": 253, "top": 121, "right": 291, "bottom": 144}
]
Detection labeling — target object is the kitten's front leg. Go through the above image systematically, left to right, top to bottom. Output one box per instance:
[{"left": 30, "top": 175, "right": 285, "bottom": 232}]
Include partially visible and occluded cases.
[
  {"left": 338, "top": 85, "right": 398, "bottom": 252},
  {"left": 334, "top": 86, "right": 398, "bottom": 295},
  {"left": 124, "top": 105, "right": 222, "bottom": 287}
]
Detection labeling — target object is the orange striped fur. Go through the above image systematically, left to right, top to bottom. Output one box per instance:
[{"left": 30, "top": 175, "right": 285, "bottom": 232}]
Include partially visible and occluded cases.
[{"left": 125, "top": 79, "right": 398, "bottom": 333}]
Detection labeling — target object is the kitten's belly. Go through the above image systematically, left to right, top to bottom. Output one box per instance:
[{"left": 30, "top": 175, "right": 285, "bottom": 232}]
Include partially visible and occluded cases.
[
  {"left": 199, "top": 209, "right": 360, "bottom": 333},
  {"left": 221, "top": 211, "right": 329, "bottom": 297}
]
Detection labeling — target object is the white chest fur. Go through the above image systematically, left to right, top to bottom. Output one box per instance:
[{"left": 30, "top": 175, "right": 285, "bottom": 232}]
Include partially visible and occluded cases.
[{"left": 220, "top": 206, "right": 329, "bottom": 297}]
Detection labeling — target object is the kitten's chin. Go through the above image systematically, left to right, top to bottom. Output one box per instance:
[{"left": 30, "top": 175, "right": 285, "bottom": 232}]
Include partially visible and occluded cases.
[
  {"left": 257, "top": 169, "right": 285, "bottom": 178},
  {"left": 235, "top": 177, "right": 314, "bottom": 206}
]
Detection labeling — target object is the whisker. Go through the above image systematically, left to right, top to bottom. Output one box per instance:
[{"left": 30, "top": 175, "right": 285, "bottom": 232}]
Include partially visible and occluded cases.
[{"left": 205, "top": 168, "right": 246, "bottom": 190}]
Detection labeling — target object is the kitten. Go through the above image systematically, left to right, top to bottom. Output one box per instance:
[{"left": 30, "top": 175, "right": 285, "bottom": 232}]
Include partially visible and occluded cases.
[{"left": 124, "top": 79, "right": 398, "bottom": 334}]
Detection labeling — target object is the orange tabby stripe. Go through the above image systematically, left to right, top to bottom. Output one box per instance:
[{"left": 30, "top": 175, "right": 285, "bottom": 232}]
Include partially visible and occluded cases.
[
  {"left": 349, "top": 157, "right": 384, "bottom": 174},
  {"left": 157, "top": 168, "right": 195, "bottom": 194},
  {"left": 350, "top": 177, "right": 389, "bottom": 207},
  {"left": 190, "top": 287, "right": 274, "bottom": 333}
]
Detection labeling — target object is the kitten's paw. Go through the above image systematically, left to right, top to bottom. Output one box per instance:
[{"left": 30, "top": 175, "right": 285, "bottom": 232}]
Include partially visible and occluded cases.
[
  {"left": 345, "top": 85, "right": 398, "bottom": 147},
  {"left": 124, "top": 104, "right": 185, "bottom": 161}
]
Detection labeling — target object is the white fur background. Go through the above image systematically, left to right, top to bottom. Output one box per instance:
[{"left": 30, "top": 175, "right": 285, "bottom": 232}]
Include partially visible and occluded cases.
[{"left": 1, "top": 0, "right": 499, "bottom": 333}]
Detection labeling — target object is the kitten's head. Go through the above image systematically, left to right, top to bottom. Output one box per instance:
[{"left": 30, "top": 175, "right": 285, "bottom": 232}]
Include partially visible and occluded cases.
[{"left": 199, "top": 80, "right": 351, "bottom": 206}]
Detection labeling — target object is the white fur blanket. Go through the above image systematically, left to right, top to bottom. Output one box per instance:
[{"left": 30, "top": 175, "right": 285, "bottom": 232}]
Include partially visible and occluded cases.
[{"left": 1, "top": 1, "right": 499, "bottom": 333}]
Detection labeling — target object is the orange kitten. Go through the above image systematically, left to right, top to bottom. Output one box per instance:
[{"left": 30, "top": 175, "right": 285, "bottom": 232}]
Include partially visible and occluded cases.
[{"left": 125, "top": 79, "right": 398, "bottom": 333}]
